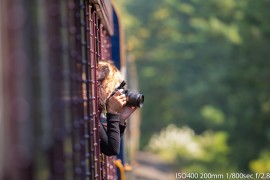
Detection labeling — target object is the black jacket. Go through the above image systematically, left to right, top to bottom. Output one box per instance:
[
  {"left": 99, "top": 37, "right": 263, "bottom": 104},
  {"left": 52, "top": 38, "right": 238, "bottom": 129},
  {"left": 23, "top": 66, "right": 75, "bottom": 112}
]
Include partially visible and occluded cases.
[{"left": 99, "top": 113, "right": 126, "bottom": 156}]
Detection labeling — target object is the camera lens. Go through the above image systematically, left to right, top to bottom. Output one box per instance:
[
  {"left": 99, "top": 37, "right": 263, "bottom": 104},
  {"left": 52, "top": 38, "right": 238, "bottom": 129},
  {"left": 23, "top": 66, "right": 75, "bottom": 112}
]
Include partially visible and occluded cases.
[
  {"left": 126, "top": 92, "right": 144, "bottom": 108},
  {"left": 137, "top": 94, "right": 144, "bottom": 107}
]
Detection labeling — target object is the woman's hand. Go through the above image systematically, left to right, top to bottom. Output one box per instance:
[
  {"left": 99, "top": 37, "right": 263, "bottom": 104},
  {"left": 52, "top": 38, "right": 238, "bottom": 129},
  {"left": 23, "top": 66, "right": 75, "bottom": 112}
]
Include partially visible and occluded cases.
[
  {"left": 107, "top": 90, "right": 127, "bottom": 114},
  {"left": 120, "top": 106, "right": 137, "bottom": 124}
]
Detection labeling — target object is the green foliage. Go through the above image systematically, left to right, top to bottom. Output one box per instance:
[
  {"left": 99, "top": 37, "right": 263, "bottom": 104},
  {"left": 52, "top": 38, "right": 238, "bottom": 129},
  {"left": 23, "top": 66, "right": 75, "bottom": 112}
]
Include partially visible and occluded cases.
[
  {"left": 122, "top": 0, "right": 270, "bottom": 172},
  {"left": 200, "top": 105, "right": 225, "bottom": 125},
  {"left": 147, "top": 125, "right": 232, "bottom": 173},
  {"left": 250, "top": 150, "right": 270, "bottom": 173}
]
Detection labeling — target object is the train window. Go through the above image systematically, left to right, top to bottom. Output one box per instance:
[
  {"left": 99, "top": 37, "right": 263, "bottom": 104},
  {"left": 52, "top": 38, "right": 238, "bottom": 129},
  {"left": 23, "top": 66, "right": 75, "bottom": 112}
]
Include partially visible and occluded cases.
[{"left": 0, "top": 0, "right": 121, "bottom": 179}]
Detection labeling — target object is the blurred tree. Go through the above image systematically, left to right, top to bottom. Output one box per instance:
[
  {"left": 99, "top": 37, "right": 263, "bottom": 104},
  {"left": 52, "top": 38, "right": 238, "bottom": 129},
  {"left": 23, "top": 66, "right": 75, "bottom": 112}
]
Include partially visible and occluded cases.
[{"left": 122, "top": 0, "right": 270, "bottom": 172}]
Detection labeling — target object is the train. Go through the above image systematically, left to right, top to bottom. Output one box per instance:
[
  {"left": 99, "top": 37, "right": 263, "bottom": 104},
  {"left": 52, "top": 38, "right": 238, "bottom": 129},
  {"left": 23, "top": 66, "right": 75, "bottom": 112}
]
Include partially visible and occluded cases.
[{"left": 0, "top": 0, "right": 138, "bottom": 179}]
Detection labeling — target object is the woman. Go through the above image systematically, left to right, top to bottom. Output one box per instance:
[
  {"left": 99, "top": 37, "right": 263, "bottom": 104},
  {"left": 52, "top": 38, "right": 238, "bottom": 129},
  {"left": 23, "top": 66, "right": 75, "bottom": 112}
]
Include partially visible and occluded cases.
[{"left": 97, "top": 60, "right": 136, "bottom": 156}]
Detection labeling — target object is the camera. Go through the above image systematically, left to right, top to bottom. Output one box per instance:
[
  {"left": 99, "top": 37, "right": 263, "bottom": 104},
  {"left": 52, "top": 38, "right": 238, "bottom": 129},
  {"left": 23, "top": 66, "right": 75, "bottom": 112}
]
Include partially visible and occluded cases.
[
  {"left": 115, "top": 81, "right": 144, "bottom": 108},
  {"left": 123, "top": 89, "right": 144, "bottom": 108}
]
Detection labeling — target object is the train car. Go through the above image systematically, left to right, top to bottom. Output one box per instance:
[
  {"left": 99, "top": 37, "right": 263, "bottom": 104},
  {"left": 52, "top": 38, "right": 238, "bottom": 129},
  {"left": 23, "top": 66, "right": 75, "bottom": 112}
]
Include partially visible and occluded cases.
[{"left": 0, "top": 0, "right": 132, "bottom": 179}]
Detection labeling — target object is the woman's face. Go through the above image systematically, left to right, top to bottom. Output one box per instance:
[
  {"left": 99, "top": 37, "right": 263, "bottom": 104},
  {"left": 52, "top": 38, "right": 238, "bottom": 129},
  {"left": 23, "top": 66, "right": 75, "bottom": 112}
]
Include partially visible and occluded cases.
[{"left": 98, "top": 61, "right": 124, "bottom": 100}]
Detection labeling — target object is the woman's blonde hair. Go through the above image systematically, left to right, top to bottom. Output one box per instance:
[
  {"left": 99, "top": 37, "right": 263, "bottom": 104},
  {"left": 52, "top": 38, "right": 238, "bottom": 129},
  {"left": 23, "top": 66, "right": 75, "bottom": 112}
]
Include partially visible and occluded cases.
[{"left": 97, "top": 60, "right": 124, "bottom": 111}]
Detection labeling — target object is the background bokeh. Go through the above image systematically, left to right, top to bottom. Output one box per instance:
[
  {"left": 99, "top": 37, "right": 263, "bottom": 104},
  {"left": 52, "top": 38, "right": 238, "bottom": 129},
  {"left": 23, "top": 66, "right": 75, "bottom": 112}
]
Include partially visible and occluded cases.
[{"left": 120, "top": 0, "right": 270, "bottom": 175}]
